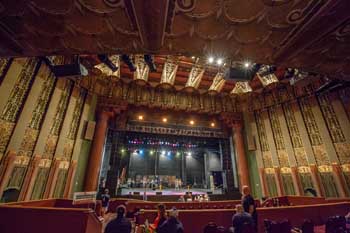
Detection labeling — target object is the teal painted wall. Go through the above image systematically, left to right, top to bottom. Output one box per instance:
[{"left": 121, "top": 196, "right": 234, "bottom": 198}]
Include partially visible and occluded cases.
[
  {"left": 73, "top": 94, "right": 97, "bottom": 193},
  {"left": 243, "top": 113, "right": 262, "bottom": 199}
]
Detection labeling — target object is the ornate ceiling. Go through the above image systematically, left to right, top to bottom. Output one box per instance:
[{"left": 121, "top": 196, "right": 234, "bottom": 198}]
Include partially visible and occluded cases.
[{"left": 0, "top": 0, "right": 349, "bottom": 78}]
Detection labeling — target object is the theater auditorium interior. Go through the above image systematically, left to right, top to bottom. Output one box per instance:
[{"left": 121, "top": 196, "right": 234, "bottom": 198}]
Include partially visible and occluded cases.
[{"left": 0, "top": 1, "right": 350, "bottom": 233}]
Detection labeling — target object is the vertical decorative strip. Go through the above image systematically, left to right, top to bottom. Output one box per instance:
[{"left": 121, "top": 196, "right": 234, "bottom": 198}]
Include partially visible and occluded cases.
[
  {"left": 0, "top": 58, "right": 13, "bottom": 85},
  {"left": 0, "top": 59, "right": 39, "bottom": 160},
  {"left": 18, "top": 73, "right": 56, "bottom": 157},
  {"left": 42, "top": 80, "right": 73, "bottom": 159},
  {"left": 63, "top": 88, "right": 87, "bottom": 160},
  {"left": 318, "top": 94, "right": 350, "bottom": 165},
  {"left": 299, "top": 97, "right": 329, "bottom": 165},
  {"left": 283, "top": 102, "right": 309, "bottom": 166},
  {"left": 268, "top": 106, "right": 290, "bottom": 167},
  {"left": 255, "top": 111, "right": 273, "bottom": 168}
]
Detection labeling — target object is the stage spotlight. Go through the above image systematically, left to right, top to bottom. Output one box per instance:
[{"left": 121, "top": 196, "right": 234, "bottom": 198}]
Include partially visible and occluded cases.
[
  {"left": 97, "top": 54, "right": 118, "bottom": 72},
  {"left": 121, "top": 54, "right": 136, "bottom": 72},
  {"left": 144, "top": 54, "right": 157, "bottom": 72},
  {"left": 208, "top": 56, "right": 214, "bottom": 63},
  {"left": 217, "top": 58, "right": 223, "bottom": 65},
  {"left": 244, "top": 62, "right": 250, "bottom": 68},
  {"left": 138, "top": 115, "right": 144, "bottom": 120},
  {"left": 162, "top": 118, "right": 167, "bottom": 123},
  {"left": 190, "top": 120, "right": 195, "bottom": 125},
  {"left": 211, "top": 122, "right": 215, "bottom": 127},
  {"left": 121, "top": 149, "right": 125, "bottom": 153},
  {"left": 139, "top": 149, "right": 144, "bottom": 154},
  {"left": 150, "top": 150, "right": 154, "bottom": 155},
  {"left": 161, "top": 150, "right": 166, "bottom": 155},
  {"left": 167, "top": 151, "right": 171, "bottom": 156},
  {"left": 176, "top": 152, "right": 180, "bottom": 156},
  {"left": 187, "top": 152, "right": 192, "bottom": 157}
]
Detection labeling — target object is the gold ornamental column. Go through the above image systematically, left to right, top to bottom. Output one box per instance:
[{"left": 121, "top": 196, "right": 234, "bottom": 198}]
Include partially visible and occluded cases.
[
  {"left": 83, "top": 110, "right": 115, "bottom": 192},
  {"left": 0, "top": 151, "right": 16, "bottom": 197},
  {"left": 18, "top": 155, "right": 41, "bottom": 201},
  {"left": 43, "top": 159, "right": 60, "bottom": 198},
  {"left": 63, "top": 160, "right": 77, "bottom": 198},
  {"left": 331, "top": 163, "right": 348, "bottom": 197},
  {"left": 309, "top": 164, "right": 324, "bottom": 197},
  {"left": 290, "top": 166, "right": 303, "bottom": 195},
  {"left": 274, "top": 167, "right": 284, "bottom": 196},
  {"left": 259, "top": 168, "right": 269, "bottom": 197}
]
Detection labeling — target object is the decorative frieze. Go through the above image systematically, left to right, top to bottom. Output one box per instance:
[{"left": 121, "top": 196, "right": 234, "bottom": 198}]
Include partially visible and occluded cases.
[
  {"left": 134, "top": 55, "right": 149, "bottom": 82},
  {"left": 160, "top": 59, "right": 178, "bottom": 85},
  {"left": 186, "top": 65, "right": 205, "bottom": 89},
  {"left": 208, "top": 72, "right": 225, "bottom": 94},
  {"left": 231, "top": 82, "right": 252, "bottom": 94},
  {"left": 283, "top": 103, "right": 303, "bottom": 148},
  {"left": 268, "top": 106, "right": 285, "bottom": 150},
  {"left": 334, "top": 143, "right": 350, "bottom": 165},
  {"left": 294, "top": 147, "right": 308, "bottom": 166},
  {"left": 262, "top": 151, "right": 273, "bottom": 168},
  {"left": 318, "top": 165, "right": 333, "bottom": 173},
  {"left": 298, "top": 166, "right": 311, "bottom": 173}
]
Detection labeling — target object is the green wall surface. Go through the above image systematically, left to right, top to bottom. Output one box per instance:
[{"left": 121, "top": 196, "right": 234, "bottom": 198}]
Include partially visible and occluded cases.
[{"left": 73, "top": 94, "right": 97, "bottom": 193}]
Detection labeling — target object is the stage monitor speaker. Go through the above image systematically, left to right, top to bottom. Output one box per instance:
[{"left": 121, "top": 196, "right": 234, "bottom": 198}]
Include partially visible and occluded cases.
[
  {"left": 84, "top": 121, "right": 96, "bottom": 140},
  {"left": 207, "top": 191, "right": 213, "bottom": 195},
  {"left": 133, "top": 192, "right": 140, "bottom": 195},
  {"left": 156, "top": 192, "right": 162, "bottom": 195},
  {"left": 185, "top": 192, "right": 192, "bottom": 195}
]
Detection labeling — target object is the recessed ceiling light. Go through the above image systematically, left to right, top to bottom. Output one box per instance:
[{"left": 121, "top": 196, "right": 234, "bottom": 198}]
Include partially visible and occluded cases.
[
  {"left": 208, "top": 57, "right": 214, "bottom": 63},
  {"left": 217, "top": 58, "right": 223, "bottom": 65},
  {"left": 244, "top": 62, "right": 250, "bottom": 68},
  {"left": 138, "top": 115, "right": 144, "bottom": 120},
  {"left": 162, "top": 118, "right": 167, "bottom": 122},
  {"left": 190, "top": 120, "right": 195, "bottom": 125},
  {"left": 211, "top": 122, "right": 215, "bottom": 127}
]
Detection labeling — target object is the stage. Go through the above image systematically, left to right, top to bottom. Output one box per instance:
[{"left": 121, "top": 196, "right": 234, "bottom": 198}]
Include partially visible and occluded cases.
[{"left": 120, "top": 188, "right": 223, "bottom": 196}]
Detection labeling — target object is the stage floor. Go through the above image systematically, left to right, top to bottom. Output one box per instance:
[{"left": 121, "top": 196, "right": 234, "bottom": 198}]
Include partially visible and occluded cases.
[{"left": 121, "top": 188, "right": 223, "bottom": 196}]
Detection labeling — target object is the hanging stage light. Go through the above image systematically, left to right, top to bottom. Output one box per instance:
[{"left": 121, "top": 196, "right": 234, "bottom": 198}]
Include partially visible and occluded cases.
[
  {"left": 97, "top": 54, "right": 118, "bottom": 72},
  {"left": 121, "top": 54, "right": 136, "bottom": 72},
  {"left": 144, "top": 54, "right": 157, "bottom": 72}
]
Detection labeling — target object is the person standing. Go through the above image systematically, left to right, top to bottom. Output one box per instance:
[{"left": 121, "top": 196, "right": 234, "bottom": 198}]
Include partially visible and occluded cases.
[
  {"left": 241, "top": 186, "right": 257, "bottom": 226},
  {"left": 101, "top": 188, "right": 111, "bottom": 215},
  {"left": 105, "top": 205, "right": 132, "bottom": 233},
  {"left": 158, "top": 208, "right": 184, "bottom": 233}
]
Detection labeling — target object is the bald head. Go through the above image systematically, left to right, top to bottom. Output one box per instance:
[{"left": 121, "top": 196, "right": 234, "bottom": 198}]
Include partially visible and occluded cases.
[
  {"left": 242, "top": 186, "right": 250, "bottom": 196},
  {"left": 236, "top": 204, "right": 244, "bottom": 213}
]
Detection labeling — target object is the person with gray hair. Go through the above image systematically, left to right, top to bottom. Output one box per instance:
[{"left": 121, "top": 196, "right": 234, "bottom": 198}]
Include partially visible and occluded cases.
[
  {"left": 232, "top": 204, "right": 254, "bottom": 233},
  {"left": 105, "top": 205, "right": 132, "bottom": 233},
  {"left": 157, "top": 207, "right": 184, "bottom": 233}
]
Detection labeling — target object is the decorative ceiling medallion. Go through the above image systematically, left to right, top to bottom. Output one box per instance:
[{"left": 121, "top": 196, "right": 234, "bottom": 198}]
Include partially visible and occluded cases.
[
  {"left": 94, "top": 55, "right": 120, "bottom": 77},
  {"left": 134, "top": 55, "right": 149, "bottom": 83},
  {"left": 160, "top": 59, "right": 178, "bottom": 85},
  {"left": 185, "top": 65, "right": 205, "bottom": 89},
  {"left": 208, "top": 72, "right": 225, "bottom": 94},
  {"left": 257, "top": 73, "right": 278, "bottom": 86},
  {"left": 231, "top": 81, "right": 252, "bottom": 94},
  {"left": 318, "top": 165, "right": 333, "bottom": 173}
]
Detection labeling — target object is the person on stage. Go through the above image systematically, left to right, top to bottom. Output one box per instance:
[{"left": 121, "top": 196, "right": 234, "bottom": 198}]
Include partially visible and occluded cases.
[{"left": 241, "top": 185, "right": 257, "bottom": 226}]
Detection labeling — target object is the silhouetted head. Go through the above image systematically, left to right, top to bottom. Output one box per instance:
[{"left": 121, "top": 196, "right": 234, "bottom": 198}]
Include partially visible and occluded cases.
[
  {"left": 242, "top": 186, "right": 250, "bottom": 196},
  {"left": 104, "top": 188, "right": 109, "bottom": 194},
  {"left": 157, "top": 203, "right": 166, "bottom": 216},
  {"left": 116, "top": 205, "right": 126, "bottom": 218}
]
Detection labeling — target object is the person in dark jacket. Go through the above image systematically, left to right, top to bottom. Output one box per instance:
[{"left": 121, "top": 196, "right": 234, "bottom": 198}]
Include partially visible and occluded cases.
[
  {"left": 241, "top": 185, "right": 257, "bottom": 225},
  {"left": 101, "top": 188, "right": 111, "bottom": 215},
  {"left": 232, "top": 204, "right": 254, "bottom": 233},
  {"left": 105, "top": 205, "right": 132, "bottom": 233},
  {"left": 158, "top": 208, "right": 184, "bottom": 233}
]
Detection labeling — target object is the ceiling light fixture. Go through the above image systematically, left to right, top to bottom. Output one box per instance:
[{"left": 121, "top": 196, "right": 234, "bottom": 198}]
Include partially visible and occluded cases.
[
  {"left": 208, "top": 57, "right": 214, "bottom": 63},
  {"left": 217, "top": 58, "right": 223, "bottom": 65},
  {"left": 138, "top": 115, "right": 143, "bottom": 120},
  {"left": 162, "top": 118, "right": 167, "bottom": 123}
]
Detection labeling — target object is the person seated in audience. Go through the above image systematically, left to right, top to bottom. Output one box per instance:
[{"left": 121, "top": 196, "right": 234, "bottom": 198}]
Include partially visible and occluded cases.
[
  {"left": 241, "top": 185, "right": 257, "bottom": 225},
  {"left": 101, "top": 188, "right": 111, "bottom": 216},
  {"left": 178, "top": 195, "right": 185, "bottom": 202},
  {"left": 150, "top": 203, "right": 167, "bottom": 232},
  {"left": 232, "top": 204, "right": 254, "bottom": 233},
  {"left": 105, "top": 205, "right": 131, "bottom": 233},
  {"left": 158, "top": 207, "right": 184, "bottom": 233},
  {"left": 346, "top": 212, "right": 350, "bottom": 224}
]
